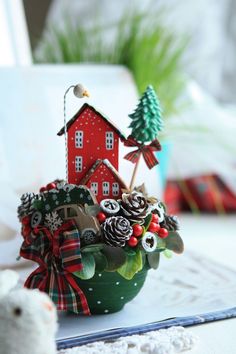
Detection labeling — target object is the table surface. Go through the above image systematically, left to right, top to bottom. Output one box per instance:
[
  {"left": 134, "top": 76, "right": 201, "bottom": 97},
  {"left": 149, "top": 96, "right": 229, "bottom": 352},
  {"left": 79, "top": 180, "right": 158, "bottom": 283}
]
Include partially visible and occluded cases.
[{"left": 180, "top": 214, "right": 236, "bottom": 354}]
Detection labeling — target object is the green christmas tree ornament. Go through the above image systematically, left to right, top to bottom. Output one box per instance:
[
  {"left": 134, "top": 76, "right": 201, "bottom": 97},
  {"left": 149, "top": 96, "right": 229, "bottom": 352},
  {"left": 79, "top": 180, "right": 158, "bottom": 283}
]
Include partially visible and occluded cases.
[{"left": 129, "top": 85, "right": 163, "bottom": 143}]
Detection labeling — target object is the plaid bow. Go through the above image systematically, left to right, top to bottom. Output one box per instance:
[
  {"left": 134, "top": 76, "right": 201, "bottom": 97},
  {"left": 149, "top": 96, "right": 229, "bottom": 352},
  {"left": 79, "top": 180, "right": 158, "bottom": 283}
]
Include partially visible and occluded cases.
[
  {"left": 123, "top": 135, "right": 162, "bottom": 169},
  {"left": 20, "top": 220, "right": 90, "bottom": 315}
]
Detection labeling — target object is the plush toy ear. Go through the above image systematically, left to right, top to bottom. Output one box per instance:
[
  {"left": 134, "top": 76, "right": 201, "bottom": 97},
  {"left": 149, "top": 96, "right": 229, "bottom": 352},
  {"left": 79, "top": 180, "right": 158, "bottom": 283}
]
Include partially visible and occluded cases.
[{"left": 0, "top": 270, "right": 19, "bottom": 299}]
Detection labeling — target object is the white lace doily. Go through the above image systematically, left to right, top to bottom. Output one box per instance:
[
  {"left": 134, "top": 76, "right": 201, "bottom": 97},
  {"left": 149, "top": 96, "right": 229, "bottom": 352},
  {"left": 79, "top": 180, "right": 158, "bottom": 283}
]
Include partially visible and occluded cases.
[{"left": 58, "top": 326, "right": 198, "bottom": 354}]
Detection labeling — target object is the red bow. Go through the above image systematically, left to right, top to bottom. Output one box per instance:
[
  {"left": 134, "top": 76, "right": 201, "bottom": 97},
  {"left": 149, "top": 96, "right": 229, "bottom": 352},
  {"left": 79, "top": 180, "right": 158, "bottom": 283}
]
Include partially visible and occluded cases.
[
  {"left": 123, "top": 135, "right": 162, "bottom": 169},
  {"left": 20, "top": 221, "right": 90, "bottom": 315}
]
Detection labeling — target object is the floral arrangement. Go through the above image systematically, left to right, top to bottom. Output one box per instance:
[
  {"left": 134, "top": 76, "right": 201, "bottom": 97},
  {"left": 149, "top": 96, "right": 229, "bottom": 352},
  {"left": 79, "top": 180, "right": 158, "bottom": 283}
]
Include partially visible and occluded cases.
[
  {"left": 17, "top": 84, "right": 184, "bottom": 315},
  {"left": 18, "top": 183, "right": 183, "bottom": 281}
]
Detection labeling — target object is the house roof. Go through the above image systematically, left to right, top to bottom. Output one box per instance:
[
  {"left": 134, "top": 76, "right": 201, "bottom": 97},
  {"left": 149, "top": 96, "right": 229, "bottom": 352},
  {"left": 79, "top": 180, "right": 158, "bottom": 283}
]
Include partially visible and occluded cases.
[
  {"left": 57, "top": 103, "right": 126, "bottom": 140},
  {"left": 80, "top": 159, "right": 128, "bottom": 190}
]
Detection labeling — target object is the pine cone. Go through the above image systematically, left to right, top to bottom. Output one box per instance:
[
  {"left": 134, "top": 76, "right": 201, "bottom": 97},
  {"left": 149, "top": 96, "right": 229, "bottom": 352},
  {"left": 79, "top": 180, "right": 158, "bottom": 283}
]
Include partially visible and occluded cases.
[
  {"left": 120, "top": 192, "right": 148, "bottom": 224},
  {"left": 17, "top": 193, "right": 37, "bottom": 220},
  {"left": 161, "top": 215, "right": 179, "bottom": 231},
  {"left": 102, "top": 216, "right": 132, "bottom": 247}
]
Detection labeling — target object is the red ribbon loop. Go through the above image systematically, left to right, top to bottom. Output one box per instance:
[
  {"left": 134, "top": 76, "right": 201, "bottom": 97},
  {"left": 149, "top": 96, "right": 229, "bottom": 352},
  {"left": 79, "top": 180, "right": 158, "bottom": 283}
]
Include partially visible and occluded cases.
[
  {"left": 123, "top": 135, "right": 161, "bottom": 169},
  {"left": 20, "top": 220, "right": 90, "bottom": 315}
]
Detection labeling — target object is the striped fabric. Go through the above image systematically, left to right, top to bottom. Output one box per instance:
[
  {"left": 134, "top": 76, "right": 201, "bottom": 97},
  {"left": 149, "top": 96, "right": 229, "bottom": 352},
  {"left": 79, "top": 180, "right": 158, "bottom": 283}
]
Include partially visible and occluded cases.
[
  {"left": 123, "top": 136, "right": 161, "bottom": 169},
  {"left": 20, "top": 221, "right": 90, "bottom": 315}
]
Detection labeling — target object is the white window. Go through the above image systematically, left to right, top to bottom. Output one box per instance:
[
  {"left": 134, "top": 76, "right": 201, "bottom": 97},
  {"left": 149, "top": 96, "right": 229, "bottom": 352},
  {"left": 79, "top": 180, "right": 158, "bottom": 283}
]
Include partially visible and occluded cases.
[
  {"left": 75, "top": 131, "right": 83, "bottom": 148},
  {"left": 106, "top": 132, "right": 114, "bottom": 150},
  {"left": 75, "top": 156, "right": 83, "bottom": 172},
  {"left": 91, "top": 182, "right": 98, "bottom": 195},
  {"left": 103, "top": 182, "right": 110, "bottom": 196},
  {"left": 112, "top": 182, "right": 119, "bottom": 196}
]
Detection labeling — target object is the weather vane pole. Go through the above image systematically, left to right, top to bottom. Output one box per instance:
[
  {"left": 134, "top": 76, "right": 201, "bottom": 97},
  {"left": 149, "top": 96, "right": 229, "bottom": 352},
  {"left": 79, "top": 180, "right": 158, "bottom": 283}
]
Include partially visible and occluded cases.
[{"left": 63, "top": 84, "right": 90, "bottom": 181}]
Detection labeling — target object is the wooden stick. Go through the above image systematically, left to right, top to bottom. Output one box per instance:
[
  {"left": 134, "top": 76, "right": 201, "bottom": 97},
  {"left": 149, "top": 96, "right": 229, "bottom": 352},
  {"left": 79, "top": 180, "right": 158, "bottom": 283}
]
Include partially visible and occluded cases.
[{"left": 129, "top": 155, "right": 141, "bottom": 191}]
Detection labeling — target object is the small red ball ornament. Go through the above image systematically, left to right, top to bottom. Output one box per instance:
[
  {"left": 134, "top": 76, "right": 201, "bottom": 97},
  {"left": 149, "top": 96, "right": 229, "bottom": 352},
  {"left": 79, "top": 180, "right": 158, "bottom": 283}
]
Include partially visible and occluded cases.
[
  {"left": 46, "top": 182, "right": 56, "bottom": 191},
  {"left": 39, "top": 186, "right": 47, "bottom": 193},
  {"left": 97, "top": 212, "right": 106, "bottom": 223},
  {"left": 151, "top": 213, "right": 159, "bottom": 223},
  {"left": 21, "top": 216, "right": 30, "bottom": 226},
  {"left": 148, "top": 222, "right": 160, "bottom": 233},
  {"left": 132, "top": 224, "right": 143, "bottom": 237},
  {"left": 158, "top": 227, "right": 169, "bottom": 238},
  {"left": 128, "top": 236, "right": 138, "bottom": 247}
]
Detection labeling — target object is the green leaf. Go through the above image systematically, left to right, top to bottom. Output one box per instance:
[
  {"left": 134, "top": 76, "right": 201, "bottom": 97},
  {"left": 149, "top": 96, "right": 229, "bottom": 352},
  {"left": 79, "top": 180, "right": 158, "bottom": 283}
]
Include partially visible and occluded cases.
[
  {"left": 33, "top": 199, "right": 43, "bottom": 211},
  {"left": 143, "top": 213, "right": 152, "bottom": 232},
  {"left": 165, "top": 231, "right": 184, "bottom": 254},
  {"left": 156, "top": 236, "right": 166, "bottom": 251},
  {"left": 81, "top": 244, "right": 104, "bottom": 253},
  {"left": 102, "top": 245, "right": 127, "bottom": 271},
  {"left": 123, "top": 245, "right": 137, "bottom": 256},
  {"left": 163, "top": 249, "right": 172, "bottom": 258},
  {"left": 117, "top": 250, "right": 143, "bottom": 280},
  {"left": 93, "top": 251, "right": 108, "bottom": 272},
  {"left": 147, "top": 252, "right": 160, "bottom": 269},
  {"left": 73, "top": 253, "right": 95, "bottom": 280}
]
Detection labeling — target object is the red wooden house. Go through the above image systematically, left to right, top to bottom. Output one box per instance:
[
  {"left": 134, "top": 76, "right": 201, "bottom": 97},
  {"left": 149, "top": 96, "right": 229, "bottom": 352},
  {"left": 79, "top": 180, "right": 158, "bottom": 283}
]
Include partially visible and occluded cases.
[
  {"left": 58, "top": 103, "right": 128, "bottom": 202},
  {"left": 80, "top": 159, "right": 128, "bottom": 201}
]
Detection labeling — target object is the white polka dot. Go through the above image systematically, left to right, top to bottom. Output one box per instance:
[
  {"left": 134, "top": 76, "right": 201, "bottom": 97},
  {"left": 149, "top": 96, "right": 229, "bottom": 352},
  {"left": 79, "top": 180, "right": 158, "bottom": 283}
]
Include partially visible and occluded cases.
[
  {"left": 98, "top": 273, "right": 102, "bottom": 277},
  {"left": 116, "top": 282, "right": 120, "bottom": 285},
  {"left": 134, "top": 283, "right": 137, "bottom": 286},
  {"left": 88, "top": 288, "right": 93, "bottom": 291},
  {"left": 120, "top": 296, "right": 124, "bottom": 300},
  {"left": 97, "top": 301, "right": 101, "bottom": 304},
  {"left": 104, "top": 309, "right": 109, "bottom": 313}
]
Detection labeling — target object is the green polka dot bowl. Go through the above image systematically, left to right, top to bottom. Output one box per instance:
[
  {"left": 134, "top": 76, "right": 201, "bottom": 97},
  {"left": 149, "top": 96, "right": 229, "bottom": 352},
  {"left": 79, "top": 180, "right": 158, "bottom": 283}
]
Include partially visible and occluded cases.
[{"left": 76, "top": 264, "right": 149, "bottom": 314}]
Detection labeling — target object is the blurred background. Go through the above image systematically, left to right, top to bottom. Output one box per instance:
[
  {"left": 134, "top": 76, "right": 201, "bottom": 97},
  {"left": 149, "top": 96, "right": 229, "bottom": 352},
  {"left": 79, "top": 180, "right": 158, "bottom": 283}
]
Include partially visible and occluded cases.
[{"left": 0, "top": 0, "right": 236, "bottom": 270}]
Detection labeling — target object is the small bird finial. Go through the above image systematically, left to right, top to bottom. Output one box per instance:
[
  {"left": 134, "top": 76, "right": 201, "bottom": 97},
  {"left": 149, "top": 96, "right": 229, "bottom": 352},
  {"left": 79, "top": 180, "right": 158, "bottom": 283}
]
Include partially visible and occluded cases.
[{"left": 73, "top": 84, "right": 90, "bottom": 98}]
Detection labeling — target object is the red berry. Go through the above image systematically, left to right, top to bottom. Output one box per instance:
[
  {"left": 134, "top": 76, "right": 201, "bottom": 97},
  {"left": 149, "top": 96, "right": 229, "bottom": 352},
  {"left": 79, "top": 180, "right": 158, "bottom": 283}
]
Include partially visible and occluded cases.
[
  {"left": 46, "top": 182, "right": 56, "bottom": 191},
  {"left": 40, "top": 186, "right": 47, "bottom": 193},
  {"left": 97, "top": 212, "right": 106, "bottom": 223},
  {"left": 151, "top": 213, "right": 159, "bottom": 223},
  {"left": 21, "top": 216, "right": 30, "bottom": 226},
  {"left": 148, "top": 222, "right": 160, "bottom": 233},
  {"left": 132, "top": 224, "right": 143, "bottom": 237},
  {"left": 158, "top": 227, "right": 169, "bottom": 238},
  {"left": 128, "top": 236, "right": 138, "bottom": 247}
]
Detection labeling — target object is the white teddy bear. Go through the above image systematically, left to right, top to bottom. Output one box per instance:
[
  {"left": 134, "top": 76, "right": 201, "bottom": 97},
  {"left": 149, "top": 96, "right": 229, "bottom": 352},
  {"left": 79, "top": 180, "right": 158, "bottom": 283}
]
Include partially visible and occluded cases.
[{"left": 0, "top": 270, "right": 58, "bottom": 354}]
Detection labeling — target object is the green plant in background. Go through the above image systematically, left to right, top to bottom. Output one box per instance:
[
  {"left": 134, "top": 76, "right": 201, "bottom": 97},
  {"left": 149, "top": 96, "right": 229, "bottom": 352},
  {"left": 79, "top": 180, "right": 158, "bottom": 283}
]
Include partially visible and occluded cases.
[{"left": 35, "top": 10, "right": 188, "bottom": 119}]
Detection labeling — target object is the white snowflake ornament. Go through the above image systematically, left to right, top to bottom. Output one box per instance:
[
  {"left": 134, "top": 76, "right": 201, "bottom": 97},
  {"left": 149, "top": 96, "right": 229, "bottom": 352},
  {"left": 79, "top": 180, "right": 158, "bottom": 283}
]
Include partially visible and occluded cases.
[{"left": 45, "top": 211, "right": 63, "bottom": 232}]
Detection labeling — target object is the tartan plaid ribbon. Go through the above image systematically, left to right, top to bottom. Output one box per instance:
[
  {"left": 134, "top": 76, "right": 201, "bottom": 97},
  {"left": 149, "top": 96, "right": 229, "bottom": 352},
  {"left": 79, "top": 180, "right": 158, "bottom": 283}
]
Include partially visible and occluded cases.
[
  {"left": 123, "top": 135, "right": 162, "bottom": 169},
  {"left": 20, "top": 220, "right": 90, "bottom": 315}
]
